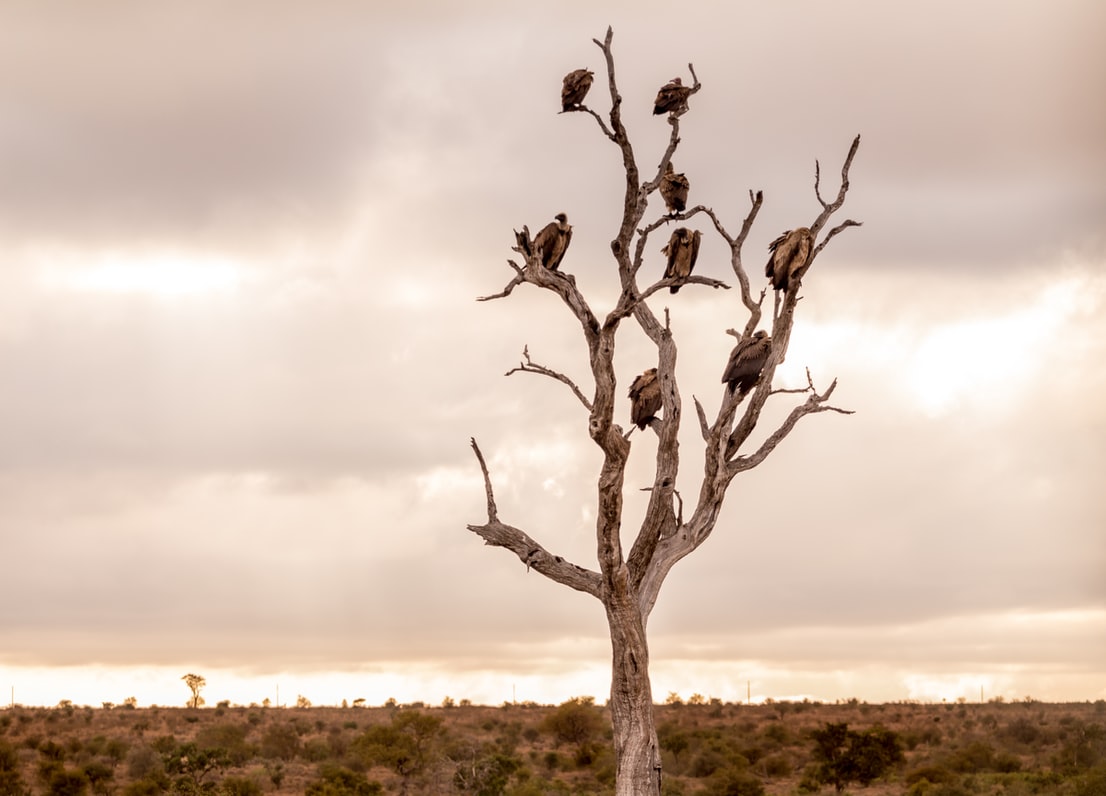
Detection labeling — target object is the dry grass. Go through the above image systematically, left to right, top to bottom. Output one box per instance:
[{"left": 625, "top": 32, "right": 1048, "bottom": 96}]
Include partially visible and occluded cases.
[{"left": 1, "top": 698, "right": 1103, "bottom": 794}]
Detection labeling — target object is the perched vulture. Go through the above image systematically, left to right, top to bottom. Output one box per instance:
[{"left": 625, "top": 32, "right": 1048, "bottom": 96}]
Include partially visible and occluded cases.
[
  {"left": 561, "top": 69, "right": 594, "bottom": 111},
  {"left": 653, "top": 77, "right": 692, "bottom": 116},
  {"left": 659, "top": 162, "right": 690, "bottom": 214},
  {"left": 529, "top": 213, "right": 573, "bottom": 271},
  {"left": 661, "top": 227, "right": 701, "bottom": 293},
  {"left": 765, "top": 227, "right": 814, "bottom": 291},
  {"left": 722, "top": 331, "right": 772, "bottom": 396},
  {"left": 628, "top": 368, "right": 662, "bottom": 430}
]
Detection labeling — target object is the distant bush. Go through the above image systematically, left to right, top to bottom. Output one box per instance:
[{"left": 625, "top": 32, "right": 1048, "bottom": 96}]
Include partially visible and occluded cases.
[
  {"left": 542, "top": 698, "right": 606, "bottom": 751},
  {"left": 1000, "top": 716, "right": 1044, "bottom": 746},
  {"left": 808, "top": 722, "right": 903, "bottom": 792},
  {"left": 195, "top": 723, "right": 253, "bottom": 766},
  {"left": 260, "top": 724, "right": 300, "bottom": 761},
  {"left": 302, "top": 737, "right": 334, "bottom": 762},
  {"left": 0, "top": 739, "right": 28, "bottom": 796},
  {"left": 944, "top": 740, "right": 996, "bottom": 773},
  {"left": 124, "top": 744, "right": 163, "bottom": 782},
  {"left": 761, "top": 754, "right": 790, "bottom": 777},
  {"left": 305, "top": 763, "right": 382, "bottom": 795},
  {"left": 1075, "top": 763, "right": 1106, "bottom": 796},
  {"left": 904, "top": 765, "right": 957, "bottom": 786},
  {"left": 703, "top": 766, "right": 765, "bottom": 796},
  {"left": 44, "top": 767, "right": 89, "bottom": 796},
  {"left": 220, "top": 775, "right": 264, "bottom": 796},
  {"left": 906, "top": 780, "right": 971, "bottom": 796}
]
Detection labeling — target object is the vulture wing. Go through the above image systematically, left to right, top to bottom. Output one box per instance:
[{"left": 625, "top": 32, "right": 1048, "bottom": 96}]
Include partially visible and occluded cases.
[
  {"left": 561, "top": 69, "right": 594, "bottom": 111},
  {"left": 653, "top": 82, "right": 692, "bottom": 115},
  {"left": 659, "top": 164, "right": 690, "bottom": 213},
  {"left": 532, "top": 221, "right": 557, "bottom": 267},
  {"left": 545, "top": 225, "right": 571, "bottom": 271},
  {"left": 663, "top": 228, "right": 700, "bottom": 293},
  {"left": 765, "top": 228, "right": 813, "bottom": 290},
  {"left": 662, "top": 230, "right": 681, "bottom": 281},
  {"left": 722, "top": 333, "right": 771, "bottom": 395},
  {"left": 628, "top": 369, "right": 661, "bottom": 430}
]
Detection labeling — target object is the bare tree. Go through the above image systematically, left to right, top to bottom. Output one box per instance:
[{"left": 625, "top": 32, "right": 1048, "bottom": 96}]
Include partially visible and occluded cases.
[
  {"left": 468, "top": 28, "right": 861, "bottom": 795},
  {"left": 181, "top": 673, "right": 206, "bottom": 709}
]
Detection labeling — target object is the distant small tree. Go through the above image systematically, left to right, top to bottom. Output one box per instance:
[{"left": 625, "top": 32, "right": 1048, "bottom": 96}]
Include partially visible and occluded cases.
[
  {"left": 181, "top": 674, "right": 205, "bottom": 709},
  {"left": 296, "top": 695, "right": 313, "bottom": 709},
  {"left": 543, "top": 697, "right": 607, "bottom": 766},
  {"left": 351, "top": 711, "right": 443, "bottom": 791},
  {"left": 809, "top": 722, "right": 903, "bottom": 792},
  {"left": 164, "top": 741, "right": 230, "bottom": 790}
]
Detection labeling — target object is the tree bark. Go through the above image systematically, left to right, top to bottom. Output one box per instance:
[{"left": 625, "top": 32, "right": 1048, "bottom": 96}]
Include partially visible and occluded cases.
[{"left": 606, "top": 585, "right": 661, "bottom": 795}]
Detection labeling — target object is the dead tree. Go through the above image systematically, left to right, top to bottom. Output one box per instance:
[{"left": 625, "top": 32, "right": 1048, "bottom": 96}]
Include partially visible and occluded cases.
[{"left": 468, "top": 27, "right": 860, "bottom": 796}]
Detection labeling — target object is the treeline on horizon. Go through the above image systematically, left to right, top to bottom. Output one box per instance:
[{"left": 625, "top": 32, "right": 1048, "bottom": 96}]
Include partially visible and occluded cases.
[
  {"left": 8, "top": 693, "right": 1100, "bottom": 712},
  {"left": 1, "top": 697, "right": 1104, "bottom": 795}
]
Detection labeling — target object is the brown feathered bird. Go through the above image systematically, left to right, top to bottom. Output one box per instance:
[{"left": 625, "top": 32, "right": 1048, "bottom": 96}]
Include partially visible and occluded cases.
[
  {"left": 561, "top": 69, "right": 594, "bottom": 111},
  {"left": 653, "top": 77, "right": 692, "bottom": 116},
  {"left": 659, "top": 162, "right": 690, "bottom": 214},
  {"left": 518, "top": 213, "right": 572, "bottom": 271},
  {"left": 662, "top": 227, "right": 701, "bottom": 293},
  {"left": 765, "top": 227, "right": 814, "bottom": 291},
  {"left": 722, "top": 331, "right": 772, "bottom": 396},
  {"left": 628, "top": 368, "right": 662, "bottom": 430}
]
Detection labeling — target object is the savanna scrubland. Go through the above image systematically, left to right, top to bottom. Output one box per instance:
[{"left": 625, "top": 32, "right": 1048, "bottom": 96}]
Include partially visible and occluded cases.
[{"left": 1, "top": 697, "right": 1104, "bottom": 795}]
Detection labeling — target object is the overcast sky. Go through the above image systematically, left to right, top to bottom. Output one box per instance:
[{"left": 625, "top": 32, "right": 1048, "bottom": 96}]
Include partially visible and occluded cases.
[{"left": 1, "top": 1, "right": 1104, "bottom": 709}]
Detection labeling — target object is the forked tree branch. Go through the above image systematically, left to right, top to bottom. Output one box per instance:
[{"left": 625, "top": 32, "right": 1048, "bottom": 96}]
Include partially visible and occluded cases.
[
  {"left": 505, "top": 345, "right": 593, "bottom": 411},
  {"left": 727, "top": 376, "right": 853, "bottom": 475},
  {"left": 467, "top": 438, "right": 602, "bottom": 597}
]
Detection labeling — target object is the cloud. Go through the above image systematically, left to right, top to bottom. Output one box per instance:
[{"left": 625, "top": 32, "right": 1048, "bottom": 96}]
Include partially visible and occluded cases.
[{"left": 0, "top": 1, "right": 1103, "bottom": 706}]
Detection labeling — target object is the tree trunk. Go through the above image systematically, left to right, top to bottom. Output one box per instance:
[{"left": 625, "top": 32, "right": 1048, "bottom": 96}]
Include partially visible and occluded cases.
[{"left": 606, "top": 581, "right": 660, "bottom": 795}]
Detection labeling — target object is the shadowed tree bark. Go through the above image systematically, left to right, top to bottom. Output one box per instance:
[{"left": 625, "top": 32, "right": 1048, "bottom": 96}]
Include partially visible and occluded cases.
[{"left": 468, "top": 27, "right": 861, "bottom": 795}]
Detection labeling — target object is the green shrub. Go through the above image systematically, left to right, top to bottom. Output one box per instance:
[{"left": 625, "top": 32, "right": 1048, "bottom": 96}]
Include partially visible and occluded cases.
[
  {"left": 304, "top": 763, "right": 382, "bottom": 795},
  {"left": 704, "top": 767, "right": 765, "bottom": 796}
]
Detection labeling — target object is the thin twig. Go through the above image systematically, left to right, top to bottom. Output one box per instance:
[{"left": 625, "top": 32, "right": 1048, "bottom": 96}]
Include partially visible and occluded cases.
[{"left": 505, "top": 346, "right": 593, "bottom": 411}]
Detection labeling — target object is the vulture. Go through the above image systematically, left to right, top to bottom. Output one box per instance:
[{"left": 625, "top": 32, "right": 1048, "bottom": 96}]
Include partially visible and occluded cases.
[
  {"left": 561, "top": 69, "right": 594, "bottom": 111},
  {"left": 653, "top": 77, "right": 692, "bottom": 116},
  {"left": 659, "top": 162, "right": 690, "bottom": 214},
  {"left": 522, "top": 213, "right": 572, "bottom": 271},
  {"left": 661, "top": 227, "right": 701, "bottom": 293},
  {"left": 765, "top": 227, "right": 814, "bottom": 291},
  {"left": 722, "top": 331, "right": 772, "bottom": 396},
  {"left": 628, "top": 368, "right": 662, "bottom": 430}
]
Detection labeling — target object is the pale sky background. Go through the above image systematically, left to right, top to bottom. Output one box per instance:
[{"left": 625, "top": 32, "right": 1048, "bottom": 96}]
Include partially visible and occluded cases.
[{"left": 1, "top": 1, "right": 1104, "bottom": 710}]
